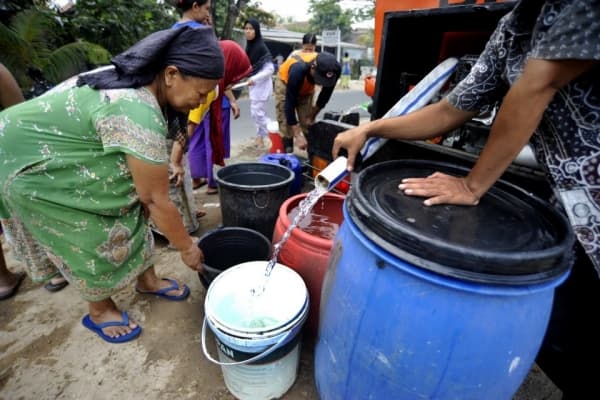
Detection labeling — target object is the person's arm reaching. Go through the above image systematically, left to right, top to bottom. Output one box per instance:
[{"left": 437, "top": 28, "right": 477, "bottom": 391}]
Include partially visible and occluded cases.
[
  {"left": 400, "top": 58, "right": 598, "bottom": 206},
  {"left": 247, "top": 62, "right": 274, "bottom": 86},
  {"left": 284, "top": 65, "right": 304, "bottom": 135},
  {"left": 310, "top": 85, "right": 334, "bottom": 122},
  {"left": 224, "top": 88, "right": 240, "bottom": 119},
  {"left": 333, "top": 99, "right": 476, "bottom": 170},
  {"left": 169, "top": 141, "right": 185, "bottom": 187},
  {"left": 126, "top": 155, "right": 203, "bottom": 271}
]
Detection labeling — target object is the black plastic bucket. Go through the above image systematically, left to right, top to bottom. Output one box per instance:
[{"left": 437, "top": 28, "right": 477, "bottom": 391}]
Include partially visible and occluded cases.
[
  {"left": 216, "top": 162, "right": 294, "bottom": 239},
  {"left": 197, "top": 227, "right": 272, "bottom": 288}
]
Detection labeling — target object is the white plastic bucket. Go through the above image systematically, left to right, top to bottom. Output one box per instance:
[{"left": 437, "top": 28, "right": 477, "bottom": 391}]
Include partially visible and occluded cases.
[{"left": 202, "top": 261, "right": 309, "bottom": 400}]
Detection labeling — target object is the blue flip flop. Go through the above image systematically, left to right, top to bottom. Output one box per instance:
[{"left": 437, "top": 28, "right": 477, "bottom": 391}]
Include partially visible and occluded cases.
[
  {"left": 135, "top": 278, "right": 190, "bottom": 301},
  {"left": 82, "top": 311, "right": 142, "bottom": 343}
]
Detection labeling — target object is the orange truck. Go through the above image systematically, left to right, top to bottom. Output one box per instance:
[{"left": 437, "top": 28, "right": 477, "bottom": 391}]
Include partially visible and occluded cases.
[
  {"left": 364, "top": 0, "right": 511, "bottom": 97},
  {"left": 371, "top": 0, "right": 514, "bottom": 118},
  {"left": 313, "top": 1, "right": 522, "bottom": 192},
  {"left": 373, "top": 1, "right": 512, "bottom": 67}
]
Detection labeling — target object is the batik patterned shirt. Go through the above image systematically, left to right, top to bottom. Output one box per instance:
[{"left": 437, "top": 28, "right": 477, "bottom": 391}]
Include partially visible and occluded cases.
[{"left": 447, "top": 0, "right": 600, "bottom": 276}]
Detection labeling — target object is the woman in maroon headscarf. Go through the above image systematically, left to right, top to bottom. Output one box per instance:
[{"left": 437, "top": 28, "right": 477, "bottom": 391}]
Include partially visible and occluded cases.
[{"left": 187, "top": 40, "right": 252, "bottom": 194}]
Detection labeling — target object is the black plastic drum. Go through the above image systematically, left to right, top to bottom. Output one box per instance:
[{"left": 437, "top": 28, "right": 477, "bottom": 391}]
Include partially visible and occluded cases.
[{"left": 346, "top": 160, "right": 574, "bottom": 284}]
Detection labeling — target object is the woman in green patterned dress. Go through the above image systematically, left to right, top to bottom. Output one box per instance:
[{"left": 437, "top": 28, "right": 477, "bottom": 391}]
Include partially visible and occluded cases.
[{"left": 0, "top": 26, "right": 224, "bottom": 343}]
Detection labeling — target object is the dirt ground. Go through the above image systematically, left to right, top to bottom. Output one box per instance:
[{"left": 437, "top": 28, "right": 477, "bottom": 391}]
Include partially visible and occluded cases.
[{"left": 0, "top": 128, "right": 562, "bottom": 400}]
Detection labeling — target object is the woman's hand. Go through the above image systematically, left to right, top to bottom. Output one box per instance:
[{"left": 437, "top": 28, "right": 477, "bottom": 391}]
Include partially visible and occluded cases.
[
  {"left": 224, "top": 88, "right": 241, "bottom": 119},
  {"left": 230, "top": 101, "right": 241, "bottom": 119},
  {"left": 290, "top": 124, "right": 307, "bottom": 150},
  {"left": 332, "top": 125, "right": 369, "bottom": 171},
  {"left": 169, "top": 161, "right": 185, "bottom": 187},
  {"left": 398, "top": 172, "right": 480, "bottom": 206},
  {"left": 180, "top": 238, "right": 204, "bottom": 272}
]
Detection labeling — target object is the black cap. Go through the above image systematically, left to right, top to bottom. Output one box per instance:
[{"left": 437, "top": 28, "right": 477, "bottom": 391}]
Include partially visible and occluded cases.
[{"left": 313, "top": 52, "right": 341, "bottom": 87}]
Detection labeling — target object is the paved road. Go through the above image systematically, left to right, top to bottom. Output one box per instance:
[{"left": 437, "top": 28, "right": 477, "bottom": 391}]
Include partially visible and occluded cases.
[{"left": 230, "top": 87, "right": 372, "bottom": 146}]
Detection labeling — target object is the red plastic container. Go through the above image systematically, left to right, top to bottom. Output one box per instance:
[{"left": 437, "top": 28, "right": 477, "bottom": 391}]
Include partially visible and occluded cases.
[
  {"left": 364, "top": 75, "right": 376, "bottom": 98},
  {"left": 268, "top": 132, "right": 284, "bottom": 153},
  {"left": 272, "top": 192, "right": 346, "bottom": 339}
]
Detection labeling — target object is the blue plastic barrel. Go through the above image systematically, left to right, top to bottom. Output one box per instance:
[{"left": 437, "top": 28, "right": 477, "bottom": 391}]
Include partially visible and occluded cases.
[
  {"left": 259, "top": 153, "right": 303, "bottom": 195},
  {"left": 315, "top": 160, "right": 574, "bottom": 400}
]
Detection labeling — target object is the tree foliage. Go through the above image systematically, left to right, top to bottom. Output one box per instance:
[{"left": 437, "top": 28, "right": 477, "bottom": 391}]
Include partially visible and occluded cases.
[
  {"left": 0, "top": 0, "right": 374, "bottom": 95},
  {"left": 0, "top": 0, "right": 41, "bottom": 22},
  {"left": 64, "top": 0, "right": 177, "bottom": 55},
  {"left": 207, "top": 0, "right": 281, "bottom": 39},
  {"left": 209, "top": 0, "right": 247, "bottom": 39},
  {"left": 308, "top": 0, "right": 353, "bottom": 40},
  {"left": 344, "top": 0, "right": 375, "bottom": 22},
  {"left": 237, "top": 1, "right": 278, "bottom": 28},
  {"left": 0, "top": 7, "right": 110, "bottom": 91},
  {"left": 282, "top": 21, "right": 311, "bottom": 34},
  {"left": 356, "top": 29, "right": 374, "bottom": 48}
]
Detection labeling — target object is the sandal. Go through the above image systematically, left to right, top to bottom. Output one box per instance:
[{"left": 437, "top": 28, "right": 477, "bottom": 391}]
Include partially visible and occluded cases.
[
  {"left": 193, "top": 178, "right": 207, "bottom": 190},
  {"left": 206, "top": 187, "right": 218, "bottom": 195},
  {"left": 44, "top": 276, "right": 69, "bottom": 292},
  {"left": 135, "top": 278, "right": 190, "bottom": 301},
  {"left": 82, "top": 311, "right": 142, "bottom": 343}
]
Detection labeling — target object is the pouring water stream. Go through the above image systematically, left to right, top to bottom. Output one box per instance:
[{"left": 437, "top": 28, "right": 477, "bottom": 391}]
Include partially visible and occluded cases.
[{"left": 251, "top": 157, "right": 349, "bottom": 296}]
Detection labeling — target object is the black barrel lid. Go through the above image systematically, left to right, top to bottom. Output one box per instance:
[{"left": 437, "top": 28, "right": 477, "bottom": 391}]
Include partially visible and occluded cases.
[{"left": 347, "top": 160, "right": 574, "bottom": 285}]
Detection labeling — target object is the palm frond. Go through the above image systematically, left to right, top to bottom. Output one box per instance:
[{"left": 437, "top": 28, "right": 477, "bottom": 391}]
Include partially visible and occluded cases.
[
  {"left": 10, "top": 9, "right": 57, "bottom": 62},
  {"left": 0, "top": 22, "right": 34, "bottom": 86},
  {"left": 43, "top": 41, "right": 111, "bottom": 83},
  {"left": 81, "top": 41, "right": 112, "bottom": 66}
]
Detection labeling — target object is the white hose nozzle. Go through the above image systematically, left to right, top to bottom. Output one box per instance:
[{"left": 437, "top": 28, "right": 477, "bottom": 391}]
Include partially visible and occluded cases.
[{"left": 315, "top": 156, "right": 348, "bottom": 192}]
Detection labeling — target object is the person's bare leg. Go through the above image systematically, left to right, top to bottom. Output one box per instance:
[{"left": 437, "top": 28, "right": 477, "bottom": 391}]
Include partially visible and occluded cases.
[
  {"left": 255, "top": 136, "right": 265, "bottom": 148},
  {"left": 0, "top": 247, "right": 22, "bottom": 295},
  {"left": 136, "top": 265, "right": 186, "bottom": 297},
  {"left": 49, "top": 274, "right": 67, "bottom": 285},
  {"left": 88, "top": 298, "right": 138, "bottom": 338}
]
